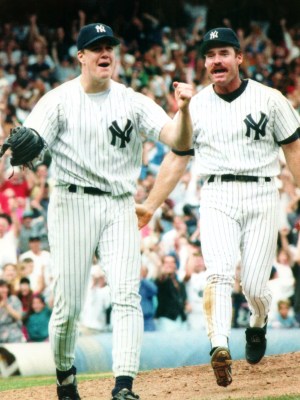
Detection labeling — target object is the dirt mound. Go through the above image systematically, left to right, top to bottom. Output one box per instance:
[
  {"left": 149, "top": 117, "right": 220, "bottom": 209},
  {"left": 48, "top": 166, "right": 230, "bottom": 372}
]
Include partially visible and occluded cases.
[{"left": 2, "top": 352, "right": 300, "bottom": 400}]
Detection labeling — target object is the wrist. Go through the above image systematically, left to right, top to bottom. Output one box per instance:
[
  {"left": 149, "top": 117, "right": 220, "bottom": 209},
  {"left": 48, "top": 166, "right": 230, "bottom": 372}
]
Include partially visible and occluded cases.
[{"left": 143, "top": 200, "right": 156, "bottom": 214}]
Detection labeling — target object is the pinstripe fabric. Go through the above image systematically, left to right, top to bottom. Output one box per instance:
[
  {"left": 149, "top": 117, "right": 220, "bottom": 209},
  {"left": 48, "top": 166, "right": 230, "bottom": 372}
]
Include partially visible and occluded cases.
[
  {"left": 23, "top": 75, "right": 171, "bottom": 377},
  {"left": 24, "top": 77, "right": 170, "bottom": 196},
  {"left": 189, "top": 78, "right": 300, "bottom": 343},
  {"left": 191, "top": 79, "right": 300, "bottom": 177},
  {"left": 201, "top": 179, "right": 279, "bottom": 338},
  {"left": 48, "top": 186, "right": 143, "bottom": 375}
]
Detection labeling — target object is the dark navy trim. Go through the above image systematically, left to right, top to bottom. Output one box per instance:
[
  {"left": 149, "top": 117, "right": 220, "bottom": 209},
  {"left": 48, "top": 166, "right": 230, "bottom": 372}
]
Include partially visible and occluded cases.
[
  {"left": 215, "top": 79, "right": 248, "bottom": 102},
  {"left": 277, "top": 128, "right": 300, "bottom": 145},
  {"left": 171, "top": 148, "right": 195, "bottom": 156}
]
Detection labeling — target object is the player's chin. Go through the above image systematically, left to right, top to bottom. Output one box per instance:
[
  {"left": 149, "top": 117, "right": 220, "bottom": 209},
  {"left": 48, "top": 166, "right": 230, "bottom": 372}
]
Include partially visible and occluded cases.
[
  {"left": 97, "top": 66, "right": 112, "bottom": 75},
  {"left": 96, "top": 71, "right": 111, "bottom": 81},
  {"left": 210, "top": 73, "right": 226, "bottom": 82}
]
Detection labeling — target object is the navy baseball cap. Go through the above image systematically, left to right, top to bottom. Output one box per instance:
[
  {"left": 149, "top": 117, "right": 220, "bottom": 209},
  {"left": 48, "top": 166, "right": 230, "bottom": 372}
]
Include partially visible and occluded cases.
[
  {"left": 77, "top": 23, "right": 120, "bottom": 50},
  {"left": 200, "top": 27, "right": 240, "bottom": 56}
]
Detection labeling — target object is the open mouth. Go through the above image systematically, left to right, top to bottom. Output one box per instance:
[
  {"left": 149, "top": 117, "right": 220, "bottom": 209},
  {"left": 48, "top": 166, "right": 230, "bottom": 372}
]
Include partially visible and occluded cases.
[
  {"left": 98, "top": 62, "right": 110, "bottom": 67},
  {"left": 212, "top": 68, "right": 227, "bottom": 75}
]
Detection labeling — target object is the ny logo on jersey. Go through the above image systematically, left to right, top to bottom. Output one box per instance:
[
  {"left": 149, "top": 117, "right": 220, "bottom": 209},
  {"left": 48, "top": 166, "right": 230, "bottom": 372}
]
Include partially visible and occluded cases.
[
  {"left": 95, "top": 24, "right": 106, "bottom": 33},
  {"left": 210, "top": 31, "right": 219, "bottom": 40},
  {"left": 244, "top": 112, "right": 269, "bottom": 140},
  {"left": 109, "top": 119, "right": 133, "bottom": 148}
]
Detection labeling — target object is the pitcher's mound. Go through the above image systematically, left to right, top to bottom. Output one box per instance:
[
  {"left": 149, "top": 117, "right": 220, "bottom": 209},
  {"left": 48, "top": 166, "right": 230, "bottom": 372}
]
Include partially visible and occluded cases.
[{"left": 2, "top": 352, "right": 300, "bottom": 400}]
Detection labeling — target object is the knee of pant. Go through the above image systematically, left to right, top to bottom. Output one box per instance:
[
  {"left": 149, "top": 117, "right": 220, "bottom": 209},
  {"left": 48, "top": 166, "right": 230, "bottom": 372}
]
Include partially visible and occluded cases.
[
  {"left": 206, "top": 273, "right": 234, "bottom": 286},
  {"left": 242, "top": 283, "right": 265, "bottom": 300},
  {"left": 111, "top": 288, "right": 141, "bottom": 309},
  {"left": 53, "top": 298, "right": 82, "bottom": 323}
]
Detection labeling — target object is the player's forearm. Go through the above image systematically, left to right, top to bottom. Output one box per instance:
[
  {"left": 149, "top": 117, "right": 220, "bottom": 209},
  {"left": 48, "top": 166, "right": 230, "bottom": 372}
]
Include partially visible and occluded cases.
[
  {"left": 159, "top": 82, "right": 194, "bottom": 150},
  {"left": 172, "top": 108, "right": 193, "bottom": 151},
  {"left": 160, "top": 112, "right": 193, "bottom": 151},
  {"left": 282, "top": 139, "right": 300, "bottom": 187},
  {"left": 144, "top": 151, "right": 190, "bottom": 213},
  {"left": 5, "top": 303, "right": 22, "bottom": 321}
]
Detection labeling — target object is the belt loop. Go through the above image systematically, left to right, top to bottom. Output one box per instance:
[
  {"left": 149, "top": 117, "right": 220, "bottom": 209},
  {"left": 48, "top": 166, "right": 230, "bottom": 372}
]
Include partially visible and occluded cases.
[
  {"left": 208, "top": 175, "right": 215, "bottom": 183},
  {"left": 68, "top": 184, "right": 77, "bottom": 193}
]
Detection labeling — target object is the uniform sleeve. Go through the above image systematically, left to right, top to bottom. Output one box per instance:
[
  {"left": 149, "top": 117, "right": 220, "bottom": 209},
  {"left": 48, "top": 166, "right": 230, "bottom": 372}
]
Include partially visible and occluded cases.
[
  {"left": 23, "top": 90, "right": 63, "bottom": 148},
  {"left": 272, "top": 91, "right": 300, "bottom": 144},
  {"left": 132, "top": 92, "right": 171, "bottom": 141}
]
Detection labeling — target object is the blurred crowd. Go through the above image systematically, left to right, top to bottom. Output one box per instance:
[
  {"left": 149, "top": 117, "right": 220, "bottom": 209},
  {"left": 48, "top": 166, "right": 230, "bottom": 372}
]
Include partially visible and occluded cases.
[{"left": 0, "top": 6, "right": 300, "bottom": 344}]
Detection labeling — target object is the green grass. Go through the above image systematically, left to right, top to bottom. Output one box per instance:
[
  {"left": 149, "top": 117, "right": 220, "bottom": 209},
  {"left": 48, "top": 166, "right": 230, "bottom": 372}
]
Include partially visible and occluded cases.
[
  {"left": 0, "top": 372, "right": 111, "bottom": 391},
  {"left": 0, "top": 375, "right": 298, "bottom": 400}
]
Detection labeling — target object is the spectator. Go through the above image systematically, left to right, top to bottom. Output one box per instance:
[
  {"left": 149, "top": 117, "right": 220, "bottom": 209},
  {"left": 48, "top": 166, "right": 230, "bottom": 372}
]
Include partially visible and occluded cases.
[
  {"left": 280, "top": 19, "right": 300, "bottom": 63},
  {"left": 242, "top": 22, "right": 273, "bottom": 64},
  {"left": 51, "top": 26, "right": 72, "bottom": 63},
  {"left": 141, "top": 139, "right": 166, "bottom": 178},
  {"left": 0, "top": 166, "right": 32, "bottom": 200},
  {"left": 168, "top": 168, "right": 199, "bottom": 217},
  {"left": 151, "top": 198, "right": 176, "bottom": 235},
  {"left": 182, "top": 204, "right": 198, "bottom": 237},
  {"left": 17, "top": 209, "right": 47, "bottom": 254},
  {"left": 0, "top": 213, "right": 17, "bottom": 271},
  {"left": 159, "top": 215, "right": 188, "bottom": 255},
  {"left": 267, "top": 228, "right": 295, "bottom": 322},
  {"left": 19, "top": 235, "right": 51, "bottom": 284},
  {"left": 140, "top": 235, "right": 162, "bottom": 280},
  {"left": 182, "top": 243, "right": 207, "bottom": 330},
  {"left": 18, "top": 247, "right": 46, "bottom": 296},
  {"left": 155, "top": 254, "right": 189, "bottom": 331},
  {"left": 79, "top": 262, "right": 111, "bottom": 335},
  {"left": 1, "top": 263, "right": 20, "bottom": 293},
  {"left": 139, "top": 265, "right": 158, "bottom": 331},
  {"left": 17, "top": 276, "right": 34, "bottom": 340},
  {"left": 17, "top": 276, "right": 34, "bottom": 316},
  {"left": 0, "top": 279, "right": 24, "bottom": 343},
  {"left": 24, "top": 293, "right": 52, "bottom": 341},
  {"left": 269, "top": 299, "right": 299, "bottom": 329}
]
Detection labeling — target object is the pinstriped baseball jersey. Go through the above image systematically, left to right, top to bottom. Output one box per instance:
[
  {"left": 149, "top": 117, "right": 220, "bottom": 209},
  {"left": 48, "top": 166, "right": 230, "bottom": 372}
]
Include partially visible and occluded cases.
[
  {"left": 23, "top": 74, "right": 173, "bottom": 379},
  {"left": 24, "top": 76, "right": 171, "bottom": 196},
  {"left": 188, "top": 78, "right": 300, "bottom": 353},
  {"left": 190, "top": 79, "right": 300, "bottom": 177}
]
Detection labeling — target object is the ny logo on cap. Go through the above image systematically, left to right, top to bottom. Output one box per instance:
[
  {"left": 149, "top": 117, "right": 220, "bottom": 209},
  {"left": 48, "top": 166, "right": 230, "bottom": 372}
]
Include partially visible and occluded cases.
[
  {"left": 95, "top": 24, "right": 106, "bottom": 33},
  {"left": 210, "top": 30, "right": 219, "bottom": 40}
]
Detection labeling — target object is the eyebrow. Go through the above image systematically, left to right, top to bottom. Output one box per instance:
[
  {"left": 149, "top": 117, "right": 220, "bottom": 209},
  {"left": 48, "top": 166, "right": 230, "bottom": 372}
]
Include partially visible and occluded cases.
[{"left": 207, "top": 48, "right": 231, "bottom": 54}]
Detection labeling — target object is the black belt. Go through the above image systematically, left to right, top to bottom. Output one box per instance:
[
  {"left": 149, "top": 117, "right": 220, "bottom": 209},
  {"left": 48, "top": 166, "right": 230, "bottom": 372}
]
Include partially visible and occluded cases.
[
  {"left": 208, "top": 174, "right": 271, "bottom": 183},
  {"left": 68, "top": 184, "right": 110, "bottom": 195}
]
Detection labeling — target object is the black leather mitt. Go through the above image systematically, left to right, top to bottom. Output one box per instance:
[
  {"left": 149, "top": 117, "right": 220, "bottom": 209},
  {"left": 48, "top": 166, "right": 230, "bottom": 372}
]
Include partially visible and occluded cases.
[{"left": 0, "top": 126, "right": 46, "bottom": 168}]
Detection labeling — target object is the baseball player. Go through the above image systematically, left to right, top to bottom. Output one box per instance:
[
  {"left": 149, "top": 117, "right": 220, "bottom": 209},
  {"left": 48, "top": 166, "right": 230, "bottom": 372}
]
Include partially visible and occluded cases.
[
  {"left": 6, "top": 23, "right": 193, "bottom": 400},
  {"left": 136, "top": 27, "right": 300, "bottom": 388}
]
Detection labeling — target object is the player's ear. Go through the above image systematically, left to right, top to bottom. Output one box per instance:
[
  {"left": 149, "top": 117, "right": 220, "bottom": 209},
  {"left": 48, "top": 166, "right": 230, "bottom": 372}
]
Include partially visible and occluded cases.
[
  {"left": 77, "top": 50, "right": 85, "bottom": 65},
  {"left": 237, "top": 51, "right": 243, "bottom": 65}
]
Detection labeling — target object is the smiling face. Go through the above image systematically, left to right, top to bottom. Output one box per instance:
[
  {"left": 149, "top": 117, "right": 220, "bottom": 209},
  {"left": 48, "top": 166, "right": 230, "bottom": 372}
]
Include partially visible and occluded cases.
[
  {"left": 77, "top": 40, "right": 116, "bottom": 93},
  {"left": 204, "top": 46, "right": 243, "bottom": 94},
  {"left": 0, "top": 282, "right": 9, "bottom": 300},
  {"left": 32, "top": 296, "right": 45, "bottom": 313}
]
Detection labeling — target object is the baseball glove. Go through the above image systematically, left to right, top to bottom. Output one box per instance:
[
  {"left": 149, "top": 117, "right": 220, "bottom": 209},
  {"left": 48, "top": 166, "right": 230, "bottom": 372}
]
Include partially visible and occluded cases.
[{"left": 0, "top": 126, "right": 46, "bottom": 168}]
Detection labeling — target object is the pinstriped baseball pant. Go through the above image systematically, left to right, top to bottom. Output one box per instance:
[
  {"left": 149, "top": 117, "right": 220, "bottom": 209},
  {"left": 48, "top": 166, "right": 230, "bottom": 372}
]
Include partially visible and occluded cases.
[
  {"left": 200, "top": 178, "right": 279, "bottom": 340},
  {"left": 48, "top": 186, "right": 143, "bottom": 377}
]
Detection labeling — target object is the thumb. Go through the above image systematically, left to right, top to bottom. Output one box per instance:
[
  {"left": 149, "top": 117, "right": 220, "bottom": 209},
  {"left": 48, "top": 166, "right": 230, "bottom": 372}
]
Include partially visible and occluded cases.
[{"left": 173, "top": 81, "right": 179, "bottom": 89}]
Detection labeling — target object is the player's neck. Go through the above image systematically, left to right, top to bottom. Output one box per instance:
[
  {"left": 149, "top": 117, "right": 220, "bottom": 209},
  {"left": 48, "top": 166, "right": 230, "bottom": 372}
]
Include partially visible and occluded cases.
[
  {"left": 80, "top": 75, "right": 111, "bottom": 93},
  {"left": 213, "top": 77, "right": 242, "bottom": 95}
]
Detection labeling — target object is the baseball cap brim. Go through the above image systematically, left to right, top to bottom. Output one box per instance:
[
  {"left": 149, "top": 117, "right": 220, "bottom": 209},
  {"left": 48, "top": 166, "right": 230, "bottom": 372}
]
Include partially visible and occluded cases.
[
  {"left": 79, "top": 36, "right": 120, "bottom": 50},
  {"left": 200, "top": 40, "right": 240, "bottom": 56}
]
